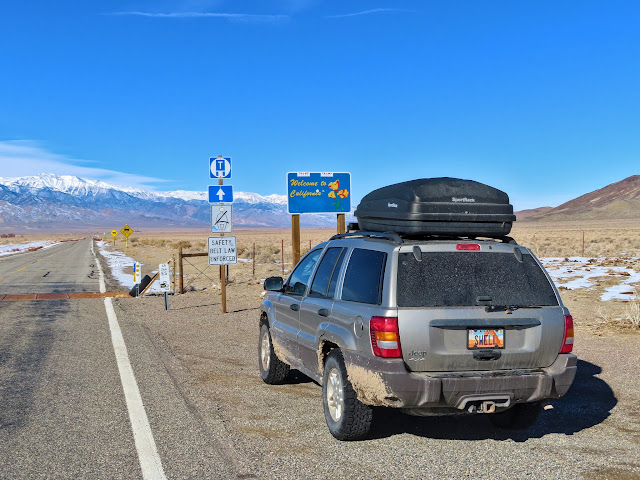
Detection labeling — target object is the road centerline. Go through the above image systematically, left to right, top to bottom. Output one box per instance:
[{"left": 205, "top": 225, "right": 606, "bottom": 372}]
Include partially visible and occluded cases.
[{"left": 91, "top": 241, "right": 167, "bottom": 480}]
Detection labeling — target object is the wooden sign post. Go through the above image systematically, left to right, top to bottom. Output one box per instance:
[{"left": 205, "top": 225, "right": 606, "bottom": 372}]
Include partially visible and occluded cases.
[
  {"left": 208, "top": 155, "right": 234, "bottom": 314},
  {"left": 219, "top": 178, "right": 227, "bottom": 314},
  {"left": 292, "top": 214, "right": 301, "bottom": 267},
  {"left": 337, "top": 214, "right": 346, "bottom": 234}
]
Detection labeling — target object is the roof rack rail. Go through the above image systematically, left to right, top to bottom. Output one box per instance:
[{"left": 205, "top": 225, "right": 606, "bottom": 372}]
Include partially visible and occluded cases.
[
  {"left": 338, "top": 226, "right": 518, "bottom": 245},
  {"left": 329, "top": 231, "right": 404, "bottom": 245}
]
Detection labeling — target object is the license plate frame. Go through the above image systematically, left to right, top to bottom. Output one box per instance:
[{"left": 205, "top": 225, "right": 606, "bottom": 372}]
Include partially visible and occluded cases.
[{"left": 467, "top": 328, "right": 505, "bottom": 350}]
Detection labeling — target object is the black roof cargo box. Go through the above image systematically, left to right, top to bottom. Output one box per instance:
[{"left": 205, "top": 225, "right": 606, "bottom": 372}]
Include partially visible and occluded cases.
[{"left": 354, "top": 177, "right": 515, "bottom": 236}]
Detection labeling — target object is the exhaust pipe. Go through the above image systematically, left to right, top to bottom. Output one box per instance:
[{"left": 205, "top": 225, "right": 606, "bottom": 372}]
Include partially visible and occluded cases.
[{"left": 456, "top": 395, "right": 512, "bottom": 413}]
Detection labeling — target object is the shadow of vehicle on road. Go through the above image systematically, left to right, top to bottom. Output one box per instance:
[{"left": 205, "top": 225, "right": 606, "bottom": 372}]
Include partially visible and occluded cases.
[
  {"left": 369, "top": 359, "right": 616, "bottom": 441},
  {"left": 285, "top": 369, "right": 316, "bottom": 385}
]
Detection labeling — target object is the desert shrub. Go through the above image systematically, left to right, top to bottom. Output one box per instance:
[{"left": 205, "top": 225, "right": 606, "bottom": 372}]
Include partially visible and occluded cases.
[
  {"left": 140, "top": 238, "right": 167, "bottom": 247},
  {"left": 173, "top": 240, "right": 192, "bottom": 249},
  {"left": 237, "top": 243, "right": 251, "bottom": 258},
  {"left": 261, "top": 244, "right": 281, "bottom": 255},
  {"left": 255, "top": 251, "right": 277, "bottom": 264},
  {"left": 625, "top": 290, "right": 640, "bottom": 329}
]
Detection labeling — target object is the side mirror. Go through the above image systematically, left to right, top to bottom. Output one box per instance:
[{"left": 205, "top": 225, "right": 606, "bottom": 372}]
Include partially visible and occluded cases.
[{"left": 264, "top": 276, "right": 284, "bottom": 292}]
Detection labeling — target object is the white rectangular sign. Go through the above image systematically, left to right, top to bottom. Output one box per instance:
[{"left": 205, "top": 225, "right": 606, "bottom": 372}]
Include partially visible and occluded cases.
[
  {"left": 211, "top": 205, "right": 233, "bottom": 233},
  {"left": 208, "top": 236, "right": 237, "bottom": 265},
  {"left": 158, "top": 263, "right": 171, "bottom": 292}
]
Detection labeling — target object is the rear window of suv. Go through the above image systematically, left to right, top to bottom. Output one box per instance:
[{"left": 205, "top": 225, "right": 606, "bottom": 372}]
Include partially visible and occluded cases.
[
  {"left": 342, "top": 249, "right": 387, "bottom": 304},
  {"left": 397, "top": 251, "right": 558, "bottom": 307}
]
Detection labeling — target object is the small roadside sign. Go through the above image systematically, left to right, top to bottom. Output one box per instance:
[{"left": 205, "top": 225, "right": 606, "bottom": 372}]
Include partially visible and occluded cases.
[
  {"left": 210, "top": 156, "right": 232, "bottom": 179},
  {"left": 208, "top": 185, "right": 234, "bottom": 204},
  {"left": 211, "top": 205, "right": 233, "bottom": 233},
  {"left": 121, "top": 224, "right": 133, "bottom": 237},
  {"left": 111, "top": 229, "right": 118, "bottom": 237},
  {"left": 208, "top": 236, "right": 237, "bottom": 265},
  {"left": 133, "top": 262, "right": 141, "bottom": 284},
  {"left": 158, "top": 263, "right": 171, "bottom": 292}
]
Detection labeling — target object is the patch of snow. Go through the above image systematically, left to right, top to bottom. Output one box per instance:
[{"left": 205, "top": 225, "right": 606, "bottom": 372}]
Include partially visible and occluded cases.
[
  {"left": 160, "top": 190, "right": 208, "bottom": 201},
  {"left": 0, "top": 240, "right": 61, "bottom": 257},
  {"left": 97, "top": 241, "right": 163, "bottom": 292},
  {"left": 541, "top": 257, "right": 640, "bottom": 301}
]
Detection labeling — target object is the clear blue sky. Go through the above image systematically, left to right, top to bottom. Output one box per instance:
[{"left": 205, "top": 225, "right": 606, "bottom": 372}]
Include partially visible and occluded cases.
[{"left": 1, "top": 0, "right": 639, "bottom": 209}]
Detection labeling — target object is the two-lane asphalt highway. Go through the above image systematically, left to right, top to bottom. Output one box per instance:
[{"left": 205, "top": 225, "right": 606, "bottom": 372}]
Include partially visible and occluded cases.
[
  {"left": 0, "top": 238, "right": 238, "bottom": 479},
  {"left": 0, "top": 238, "right": 99, "bottom": 294}
]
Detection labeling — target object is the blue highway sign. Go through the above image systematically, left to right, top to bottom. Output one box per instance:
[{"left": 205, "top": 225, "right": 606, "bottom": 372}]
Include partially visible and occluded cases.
[
  {"left": 210, "top": 157, "right": 232, "bottom": 179},
  {"left": 287, "top": 172, "right": 351, "bottom": 214},
  {"left": 208, "top": 185, "right": 234, "bottom": 204}
]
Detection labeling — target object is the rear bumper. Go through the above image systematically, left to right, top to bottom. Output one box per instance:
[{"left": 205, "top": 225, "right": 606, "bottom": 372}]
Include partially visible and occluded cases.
[{"left": 341, "top": 351, "right": 577, "bottom": 410}]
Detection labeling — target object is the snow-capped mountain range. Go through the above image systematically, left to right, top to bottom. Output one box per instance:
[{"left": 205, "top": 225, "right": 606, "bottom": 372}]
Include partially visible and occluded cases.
[{"left": 0, "top": 173, "right": 345, "bottom": 230}]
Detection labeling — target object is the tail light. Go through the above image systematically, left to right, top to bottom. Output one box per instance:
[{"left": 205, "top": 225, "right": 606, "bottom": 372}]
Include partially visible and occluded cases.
[
  {"left": 456, "top": 244, "right": 480, "bottom": 251},
  {"left": 560, "top": 315, "right": 574, "bottom": 353},
  {"left": 370, "top": 316, "right": 402, "bottom": 358}
]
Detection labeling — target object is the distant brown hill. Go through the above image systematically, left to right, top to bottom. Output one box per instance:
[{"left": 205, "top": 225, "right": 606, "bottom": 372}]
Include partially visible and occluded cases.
[
  {"left": 522, "top": 175, "right": 640, "bottom": 222},
  {"left": 515, "top": 207, "right": 553, "bottom": 220}
]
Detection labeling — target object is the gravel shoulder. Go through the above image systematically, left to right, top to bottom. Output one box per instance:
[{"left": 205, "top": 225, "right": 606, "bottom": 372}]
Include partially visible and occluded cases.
[{"left": 112, "top": 285, "right": 640, "bottom": 480}]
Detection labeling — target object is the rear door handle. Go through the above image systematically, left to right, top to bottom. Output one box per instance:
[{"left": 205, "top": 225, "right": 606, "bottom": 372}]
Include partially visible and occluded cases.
[
  {"left": 290, "top": 304, "right": 300, "bottom": 311},
  {"left": 318, "top": 308, "right": 330, "bottom": 317}
]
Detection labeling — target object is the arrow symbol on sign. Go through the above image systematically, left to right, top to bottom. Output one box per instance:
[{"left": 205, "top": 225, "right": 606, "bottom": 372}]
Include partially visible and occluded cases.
[{"left": 216, "top": 188, "right": 225, "bottom": 201}]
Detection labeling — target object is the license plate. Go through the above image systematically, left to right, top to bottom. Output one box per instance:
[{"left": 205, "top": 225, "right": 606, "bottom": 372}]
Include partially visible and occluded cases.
[{"left": 468, "top": 329, "right": 505, "bottom": 350}]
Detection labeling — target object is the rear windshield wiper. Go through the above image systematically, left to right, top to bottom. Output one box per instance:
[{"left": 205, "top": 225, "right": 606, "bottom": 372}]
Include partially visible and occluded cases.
[{"left": 484, "top": 305, "right": 542, "bottom": 313}]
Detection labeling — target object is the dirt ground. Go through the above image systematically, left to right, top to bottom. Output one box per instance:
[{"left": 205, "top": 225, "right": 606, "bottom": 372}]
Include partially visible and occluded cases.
[{"left": 109, "top": 290, "right": 640, "bottom": 480}]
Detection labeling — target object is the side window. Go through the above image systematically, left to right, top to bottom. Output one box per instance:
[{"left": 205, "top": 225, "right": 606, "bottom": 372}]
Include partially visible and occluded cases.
[
  {"left": 309, "top": 247, "right": 346, "bottom": 298},
  {"left": 284, "top": 249, "right": 322, "bottom": 296},
  {"left": 341, "top": 249, "right": 387, "bottom": 305}
]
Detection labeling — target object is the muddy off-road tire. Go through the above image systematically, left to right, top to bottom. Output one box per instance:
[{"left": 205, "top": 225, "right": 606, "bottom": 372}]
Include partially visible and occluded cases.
[
  {"left": 258, "top": 323, "right": 289, "bottom": 384},
  {"left": 322, "top": 350, "right": 373, "bottom": 441},
  {"left": 489, "top": 402, "right": 542, "bottom": 430}
]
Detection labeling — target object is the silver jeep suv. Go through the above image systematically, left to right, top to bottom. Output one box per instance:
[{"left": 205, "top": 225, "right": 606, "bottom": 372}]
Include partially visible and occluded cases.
[{"left": 258, "top": 231, "right": 577, "bottom": 440}]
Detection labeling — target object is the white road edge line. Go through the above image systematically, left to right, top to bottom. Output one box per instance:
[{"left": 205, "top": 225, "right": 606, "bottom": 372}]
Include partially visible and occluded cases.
[{"left": 92, "top": 240, "right": 167, "bottom": 480}]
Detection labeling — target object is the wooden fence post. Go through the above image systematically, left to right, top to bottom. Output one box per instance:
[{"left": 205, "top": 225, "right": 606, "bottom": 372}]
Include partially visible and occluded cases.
[
  {"left": 252, "top": 243, "right": 255, "bottom": 278},
  {"left": 178, "top": 246, "right": 184, "bottom": 294},
  {"left": 172, "top": 254, "right": 176, "bottom": 294}
]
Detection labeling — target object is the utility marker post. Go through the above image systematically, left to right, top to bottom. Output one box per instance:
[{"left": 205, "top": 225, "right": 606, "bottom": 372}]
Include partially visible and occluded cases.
[{"left": 159, "top": 263, "right": 171, "bottom": 310}]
